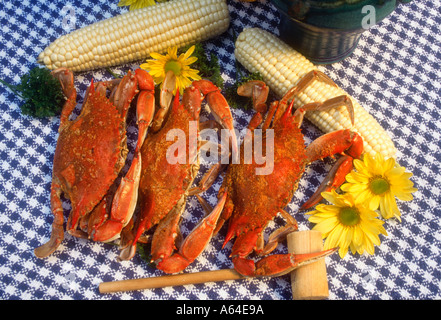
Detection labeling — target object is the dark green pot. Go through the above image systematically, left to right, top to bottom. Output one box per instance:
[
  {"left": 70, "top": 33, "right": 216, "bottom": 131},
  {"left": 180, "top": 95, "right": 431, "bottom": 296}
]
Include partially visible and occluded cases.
[{"left": 271, "top": 0, "right": 413, "bottom": 64}]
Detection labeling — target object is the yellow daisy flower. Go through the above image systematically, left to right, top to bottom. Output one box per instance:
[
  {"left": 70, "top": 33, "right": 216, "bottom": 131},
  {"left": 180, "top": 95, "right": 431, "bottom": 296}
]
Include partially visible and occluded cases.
[
  {"left": 117, "top": 0, "right": 157, "bottom": 10},
  {"left": 140, "top": 45, "right": 201, "bottom": 95},
  {"left": 340, "top": 153, "right": 417, "bottom": 221},
  {"left": 308, "top": 190, "right": 388, "bottom": 259}
]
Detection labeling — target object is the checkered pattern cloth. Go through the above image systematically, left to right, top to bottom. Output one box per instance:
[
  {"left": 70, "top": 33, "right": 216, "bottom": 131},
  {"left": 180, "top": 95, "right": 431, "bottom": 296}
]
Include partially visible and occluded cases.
[{"left": 0, "top": 0, "right": 440, "bottom": 300}]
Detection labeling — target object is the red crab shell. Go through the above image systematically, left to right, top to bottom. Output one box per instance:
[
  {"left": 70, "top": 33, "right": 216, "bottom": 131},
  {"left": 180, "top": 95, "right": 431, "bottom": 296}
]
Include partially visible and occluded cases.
[
  {"left": 53, "top": 87, "right": 127, "bottom": 221},
  {"left": 137, "top": 94, "right": 197, "bottom": 231},
  {"left": 220, "top": 113, "right": 307, "bottom": 239}
]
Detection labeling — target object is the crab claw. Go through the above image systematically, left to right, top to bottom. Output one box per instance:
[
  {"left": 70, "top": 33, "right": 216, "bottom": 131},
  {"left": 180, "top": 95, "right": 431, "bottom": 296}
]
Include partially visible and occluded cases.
[
  {"left": 50, "top": 68, "right": 77, "bottom": 128},
  {"left": 150, "top": 70, "right": 176, "bottom": 132},
  {"left": 192, "top": 80, "right": 239, "bottom": 164},
  {"left": 237, "top": 80, "right": 269, "bottom": 113},
  {"left": 299, "top": 130, "right": 364, "bottom": 210},
  {"left": 300, "top": 155, "right": 353, "bottom": 210},
  {"left": 154, "top": 191, "right": 228, "bottom": 274},
  {"left": 224, "top": 220, "right": 337, "bottom": 277},
  {"left": 231, "top": 236, "right": 337, "bottom": 278},
  {"left": 253, "top": 247, "right": 337, "bottom": 277}
]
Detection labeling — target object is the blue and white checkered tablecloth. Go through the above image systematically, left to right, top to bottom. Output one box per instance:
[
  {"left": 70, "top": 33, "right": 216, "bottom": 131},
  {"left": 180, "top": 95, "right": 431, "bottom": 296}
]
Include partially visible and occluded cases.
[{"left": 0, "top": 0, "right": 440, "bottom": 301}]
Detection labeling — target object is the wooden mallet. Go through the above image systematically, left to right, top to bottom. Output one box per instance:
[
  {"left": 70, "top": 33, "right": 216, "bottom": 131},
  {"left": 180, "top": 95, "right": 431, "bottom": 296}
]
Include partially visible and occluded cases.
[
  {"left": 99, "top": 230, "right": 332, "bottom": 299},
  {"left": 287, "top": 230, "right": 330, "bottom": 300}
]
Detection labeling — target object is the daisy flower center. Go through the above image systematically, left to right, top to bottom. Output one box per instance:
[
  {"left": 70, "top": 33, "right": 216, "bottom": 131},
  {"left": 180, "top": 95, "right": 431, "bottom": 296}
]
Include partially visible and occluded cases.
[
  {"left": 164, "top": 60, "right": 182, "bottom": 76},
  {"left": 369, "top": 176, "right": 390, "bottom": 195},
  {"left": 338, "top": 206, "right": 360, "bottom": 226}
]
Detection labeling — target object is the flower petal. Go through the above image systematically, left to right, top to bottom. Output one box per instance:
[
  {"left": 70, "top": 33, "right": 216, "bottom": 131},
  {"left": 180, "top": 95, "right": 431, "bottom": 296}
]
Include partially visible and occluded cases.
[
  {"left": 182, "top": 45, "right": 196, "bottom": 60},
  {"left": 312, "top": 216, "right": 339, "bottom": 235}
]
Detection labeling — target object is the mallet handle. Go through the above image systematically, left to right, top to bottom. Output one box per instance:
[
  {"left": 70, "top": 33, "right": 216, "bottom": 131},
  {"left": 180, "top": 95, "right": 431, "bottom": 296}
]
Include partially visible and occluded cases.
[{"left": 99, "top": 268, "right": 244, "bottom": 293}]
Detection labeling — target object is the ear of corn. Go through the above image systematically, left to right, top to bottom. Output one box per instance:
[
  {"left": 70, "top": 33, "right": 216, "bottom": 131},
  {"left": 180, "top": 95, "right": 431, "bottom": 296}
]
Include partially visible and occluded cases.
[
  {"left": 38, "top": 0, "right": 230, "bottom": 72},
  {"left": 234, "top": 28, "right": 397, "bottom": 159}
]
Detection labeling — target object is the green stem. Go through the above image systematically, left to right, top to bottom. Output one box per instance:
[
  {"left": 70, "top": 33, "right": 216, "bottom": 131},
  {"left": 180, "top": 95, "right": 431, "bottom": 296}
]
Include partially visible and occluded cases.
[{"left": 106, "top": 67, "right": 123, "bottom": 79}]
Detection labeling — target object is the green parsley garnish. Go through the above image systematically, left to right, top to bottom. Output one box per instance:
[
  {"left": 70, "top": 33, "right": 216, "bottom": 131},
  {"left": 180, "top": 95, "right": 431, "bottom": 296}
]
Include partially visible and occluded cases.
[{"left": 0, "top": 66, "right": 65, "bottom": 118}]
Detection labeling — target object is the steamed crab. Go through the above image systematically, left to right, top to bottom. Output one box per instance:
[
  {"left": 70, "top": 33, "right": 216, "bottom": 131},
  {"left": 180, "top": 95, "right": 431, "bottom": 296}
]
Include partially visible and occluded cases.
[
  {"left": 34, "top": 68, "right": 156, "bottom": 258},
  {"left": 199, "top": 70, "right": 365, "bottom": 277},
  {"left": 117, "top": 71, "right": 239, "bottom": 274}
]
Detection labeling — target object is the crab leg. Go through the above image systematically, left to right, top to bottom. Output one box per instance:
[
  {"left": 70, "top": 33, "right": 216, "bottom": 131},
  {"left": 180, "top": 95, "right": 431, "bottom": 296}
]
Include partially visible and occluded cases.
[
  {"left": 50, "top": 68, "right": 77, "bottom": 128},
  {"left": 34, "top": 69, "right": 77, "bottom": 258},
  {"left": 134, "top": 69, "right": 156, "bottom": 152},
  {"left": 150, "top": 70, "right": 176, "bottom": 133},
  {"left": 274, "top": 70, "right": 337, "bottom": 122},
  {"left": 109, "top": 71, "right": 139, "bottom": 118},
  {"left": 88, "top": 79, "right": 122, "bottom": 104},
  {"left": 184, "top": 80, "right": 240, "bottom": 195},
  {"left": 192, "top": 80, "right": 239, "bottom": 164},
  {"left": 237, "top": 80, "right": 269, "bottom": 113},
  {"left": 189, "top": 92, "right": 264, "bottom": 197},
  {"left": 293, "top": 96, "right": 354, "bottom": 128},
  {"left": 282, "top": 100, "right": 364, "bottom": 209},
  {"left": 262, "top": 101, "right": 279, "bottom": 130},
  {"left": 305, "top": 129, "right": 363, "bottom": 161},
  {"left": 298, "top": 131, "right": 363, "bottom": 210},
  {"left": 89, "top": 153, "right": 143, "bottom": 242},
  {"left": 300, "top": 155, "right": 354, "bottom": 210},
  {"left": 188, "top": 163, "right": 228, "bottom": 196},
  {"left": 34, "top": 181, "right": 65, "bottom": 258},
  {"left": 154, "top": 191, "right": 228, "bottom": 274},
  {"left": 150, "top": 197, "right": 187, "bottom": 264},
  {"left": 256, "top": 209, "right": 298, "bottom": 256},
  {"left": 227, "top": 228, "right": 336, "bottom": 277},
  {"left": 252, "top": 248, "right": 336, "bottom": 277}
]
